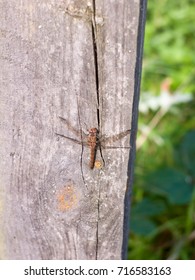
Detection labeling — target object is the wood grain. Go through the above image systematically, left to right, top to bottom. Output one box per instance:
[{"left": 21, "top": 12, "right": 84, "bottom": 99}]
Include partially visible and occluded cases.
[{"left": 0, "top": 0, "right": 147, "bottom": 259}]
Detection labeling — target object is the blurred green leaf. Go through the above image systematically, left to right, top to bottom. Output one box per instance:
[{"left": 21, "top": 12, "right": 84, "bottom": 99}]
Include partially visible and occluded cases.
[
  {"left": 179, "top": 131, "right": 195, "bottom": 174},
  {"left": 145, "top": 168, "right": 193, "bottom": 205},
  {"left": 131, "top": 198, "right": 166, "bottom": 217},
  {"left": 130, "top": 217, "right": 157, "bottom": 236}
]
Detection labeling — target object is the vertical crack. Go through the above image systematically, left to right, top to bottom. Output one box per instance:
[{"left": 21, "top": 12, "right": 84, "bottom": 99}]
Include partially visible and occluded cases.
[
  {"left": 91, "top": 0, "right": 100, "bottom": 259},
  {"left": 91, "top": 0, "right": 100, "bottom": 128},
  {"left": 91, "top": 0, "right": 105, "bottom": 166},
  {"left": 76, "top": 92, "right": 88, "bottom": 190},
  {"left": 96, "top": 189, "right": 101, "bottom": 260}
]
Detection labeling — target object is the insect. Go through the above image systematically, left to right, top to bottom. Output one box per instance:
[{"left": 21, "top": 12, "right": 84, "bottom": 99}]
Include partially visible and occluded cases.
[
  {"left": 56, "top": 117, "right": 130, "bottom": 169},
  {"left": 87, "top": 127, "right": 98, "bottom": 169}
]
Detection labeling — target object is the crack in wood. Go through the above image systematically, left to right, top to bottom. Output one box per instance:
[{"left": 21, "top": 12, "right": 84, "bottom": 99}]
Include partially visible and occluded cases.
[
  {"left": 91, "top": 0, "right": 105, "bottom": 170},
  {"left": 91, "top": 0, "right": 100, "bottom": 125},
  {"left": 92, "top": 0, "right": 101, "bottom": 260},
  {"left": 76, "top": 91, "right": 88, "bottom": 190},
  {"left": 95, "top": 188, "right": 100, "bottom": 260}
]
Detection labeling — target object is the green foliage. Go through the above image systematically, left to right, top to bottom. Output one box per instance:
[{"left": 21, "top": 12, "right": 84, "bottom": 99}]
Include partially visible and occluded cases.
[
  {"left": 128, "top": 0, "right": 195, "bottom": 260},
  {"left": 142, "top": 0, "right": 195, "bottom": 93},
  {"left": 178, "top": 131, "right": 195, "bottom": 174},
  {"left": 145, "top": 168, "right": 193, "bottom": 205},
  {"left": 130, "top": 198, "right": 166, "bottom": 235}
]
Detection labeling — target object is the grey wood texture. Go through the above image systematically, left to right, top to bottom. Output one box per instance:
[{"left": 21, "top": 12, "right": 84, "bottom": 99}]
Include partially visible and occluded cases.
[{"left": 0, "top": 0, "right": 147, "bottom": 259}]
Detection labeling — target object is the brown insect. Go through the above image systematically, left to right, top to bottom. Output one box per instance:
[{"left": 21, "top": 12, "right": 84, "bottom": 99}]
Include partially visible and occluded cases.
[
  {"left": 56, "top": 117, "right": 130, "bottom": 169},
  {"left": 87, "top": 127, "right": 98, "bottom": 169}
]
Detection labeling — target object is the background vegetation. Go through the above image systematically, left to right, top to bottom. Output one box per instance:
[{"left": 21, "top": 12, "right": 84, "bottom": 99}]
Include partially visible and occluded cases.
[{"left": 128, "top": 0, "right": 195, "bottom": 259}]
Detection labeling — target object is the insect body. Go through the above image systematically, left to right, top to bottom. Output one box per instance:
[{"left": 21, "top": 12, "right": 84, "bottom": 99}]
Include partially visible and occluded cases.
[
  {"left": 56, "top": 117, "right": 130, "bottom": 170},
  {"left": 87, "top": 128, "right": 98, "bottom": 169}
]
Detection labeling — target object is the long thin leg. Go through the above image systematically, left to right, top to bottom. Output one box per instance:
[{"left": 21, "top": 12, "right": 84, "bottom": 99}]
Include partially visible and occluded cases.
[
  {"left": 58, "top": 116, "right": 82, "bottom": 138},
  {"left": 56, "top": 133, "right": 83, "bottom": 145},
  {"left": 56, "top": 133, "right": 89, "bottom": 147}
]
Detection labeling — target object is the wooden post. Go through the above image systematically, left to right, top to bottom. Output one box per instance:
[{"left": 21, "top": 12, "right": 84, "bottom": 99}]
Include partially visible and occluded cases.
[{"left": 0, "top": 0, "right": 147, "bottom": 259}]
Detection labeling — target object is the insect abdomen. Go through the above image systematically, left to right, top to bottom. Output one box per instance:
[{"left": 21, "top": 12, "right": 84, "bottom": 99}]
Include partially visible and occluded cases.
[{"left": 89, "top": 148, "right": 96, "bottom": 169}]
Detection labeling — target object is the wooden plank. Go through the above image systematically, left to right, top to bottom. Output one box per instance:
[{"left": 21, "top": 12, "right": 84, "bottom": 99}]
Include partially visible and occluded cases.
[
  {"left": 0, "top": 0, "right": 147, "bottom": 259},
  {"left": 92, "top": 0, "right": 145, "bottom": 259}
]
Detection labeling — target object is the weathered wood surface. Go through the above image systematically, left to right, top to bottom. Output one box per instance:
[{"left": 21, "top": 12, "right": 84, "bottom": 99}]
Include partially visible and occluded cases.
[{"left": 0, "top": 0, "right": 147, "bottom": 259}]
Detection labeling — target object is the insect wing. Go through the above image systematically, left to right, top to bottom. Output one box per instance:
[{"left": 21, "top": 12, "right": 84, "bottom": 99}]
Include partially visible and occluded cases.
[{"left": 100, "top": 129, "right": 131, "bottom": 149}]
